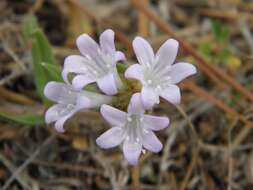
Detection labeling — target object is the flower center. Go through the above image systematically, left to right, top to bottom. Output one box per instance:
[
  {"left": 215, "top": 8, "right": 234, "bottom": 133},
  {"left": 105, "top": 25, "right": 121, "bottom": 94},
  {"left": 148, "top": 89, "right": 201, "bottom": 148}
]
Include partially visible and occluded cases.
[
  {"left": 143, "top": 62, "right": 172, "bottom": 90},
  {"left": 125, "top": 114, "right": 144, "bottom": 146}
]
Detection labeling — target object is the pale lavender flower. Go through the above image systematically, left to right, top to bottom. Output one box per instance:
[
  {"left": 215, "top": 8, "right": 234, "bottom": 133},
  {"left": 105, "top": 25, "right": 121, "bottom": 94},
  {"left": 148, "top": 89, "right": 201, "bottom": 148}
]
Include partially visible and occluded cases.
[
  {"left": 62, "top": 29, "right": 126, "bottom": 95},
  {"left": 125, "top": 37, "right": 197, "bottom": 109},
  {"left": 44, "top": 81, "right": 111, "bottom": 132},
  {"left": 96, "top": 93, "right": 169, "bottom": 165}
]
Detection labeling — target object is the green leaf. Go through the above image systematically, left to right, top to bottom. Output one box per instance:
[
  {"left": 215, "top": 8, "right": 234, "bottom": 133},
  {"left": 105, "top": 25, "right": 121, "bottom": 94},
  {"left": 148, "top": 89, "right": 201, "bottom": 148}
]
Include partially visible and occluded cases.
[
  {"left": 22, "top": 15, "right": 62, "bottom": 103},
  {"left": 22, "top": 15, "right": 39, "bottom": 42},
  {"left": 211, "top": 20, "right": 230, "bottom": 43},
  {"left": 198, "top": 42, "right": 212, "bottom": 60},
  {"left": 41, "top": 62, "right": 62, "bottom": 82},
  {"left": 0, "top": 112, "right": 44, "bottom": 125}
]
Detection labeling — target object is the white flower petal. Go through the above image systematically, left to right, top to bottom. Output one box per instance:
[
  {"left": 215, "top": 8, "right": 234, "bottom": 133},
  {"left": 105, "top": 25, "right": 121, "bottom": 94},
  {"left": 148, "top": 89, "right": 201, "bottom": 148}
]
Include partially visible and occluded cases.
[
  {"left": 99, "top": 29, "right": 115, "bottom": 56},
  {"left": 76, "top": 34, "right": 99, "bottom": 57},
  {"left": 133, "top": 37, "right": 154, "bottom": 66},
  {"left": 156, "top": 39, "right": 179, "bottom": 66},
  {"left": 115, "top": 51, "right": 126, "bottom": 62},
  {"left": 62, "top": 55, "right": 88, "bottom": 84},
  {"left": 170, "top": 62, "right": 197, "bottom": 84},
  {"left": 124, "top": 64, "right": 144, "bottom": 82},
  {"left": 97, "top": 73, "right": 117, "bottom": 95},
  {"left": 72, "top": 75, "right": 95, "bottom": 90},
  {"left": 44, "top": 82, "right": 73, "bottom": 103},
  {"left": 160, "top": 85, "right": 181, "bottom": 105},
  {"left": 141, "top": 87, "right": 159, "bottom": 109},
  {"left": 127, "top": 93, "right": 145, "bottom": 114},
  {"left": 75, "top": 95, "right": 91, "bottom": 109},
  {"left": 45, "top": 104, "right": 65, "bottom": 124},
  {"left": 100, "top": 104, "right": 127, "bottom": 126},
  {"left": 54, "top": 108, "right": 78, "bottom": 133},
  {"left": 143, "top": 115, "right": 169, "bottom": 131},
  {"left": 96, "top": 127, "right": 125, "bottom": 149},
  {"left": 142, "top": 130, "right": 162, "bottom": 153},
  {"left": 123, "top": 139, "right": 142, "bottom": 165}
]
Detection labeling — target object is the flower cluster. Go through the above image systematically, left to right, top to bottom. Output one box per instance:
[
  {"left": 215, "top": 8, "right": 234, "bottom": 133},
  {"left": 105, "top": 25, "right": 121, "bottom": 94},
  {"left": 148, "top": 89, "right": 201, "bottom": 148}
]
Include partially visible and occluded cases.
[{"left": 44, "top": 29, "right": 197, "bottom": 165}]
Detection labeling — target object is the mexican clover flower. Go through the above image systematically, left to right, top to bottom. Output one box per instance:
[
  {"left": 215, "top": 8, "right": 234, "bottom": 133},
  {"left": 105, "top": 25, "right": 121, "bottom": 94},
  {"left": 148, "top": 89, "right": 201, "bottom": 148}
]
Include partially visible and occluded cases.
[
  {"left": 62, "top": 29, "right": 125, "bottom": 95},
  {"left": 125, "top": 37, "right": 197, "bottom": 109},
  {"left": 44, "top": 81, "right": 112, "bottom": 132},
  {"left": 96, "top": 93, "right": 169, "bottom": 165}
]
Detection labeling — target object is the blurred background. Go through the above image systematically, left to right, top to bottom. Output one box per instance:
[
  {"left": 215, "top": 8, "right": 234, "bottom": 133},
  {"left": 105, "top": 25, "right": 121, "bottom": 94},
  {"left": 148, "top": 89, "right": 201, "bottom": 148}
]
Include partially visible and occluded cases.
[{"left": 0, "top": 0, "right": 253, "bottom": 189}]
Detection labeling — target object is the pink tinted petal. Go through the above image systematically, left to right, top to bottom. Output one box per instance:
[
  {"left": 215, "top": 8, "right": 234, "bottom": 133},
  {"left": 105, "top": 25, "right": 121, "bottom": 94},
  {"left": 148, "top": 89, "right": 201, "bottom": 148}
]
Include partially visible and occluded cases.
[
  {"left": 99, "top": 29, "right": 115, "bottom": 55},
  {"left": 76, "top": 34, "right": 99, "bottom": 57},
  {"left": 133, "top": 37, "right": 154, "bottom": 65},
  {"left": 156, "top": 39, "right": 179, "bottom": 66},
  {"left": 115, "top": 51, "right": 126, "bottom": 62},
  {"left": 62, "top": 55, "right": 87, "bottom": 84},
  {"left": 170, "top": 62, "right": 197, "bottom": 84},
  {"left": 124, "top": 64, "right": 144, "bottom": 82},
  {"left": 97, "top": 73, "right": 117, "bottom": 95},
  {"left": 72, "top": 75, "right": 95, "bottom": 90},
  {"left": 44, "top": 82, "right": 71, "bottom": 102},
  {"left": 160, "top": 85, "right": 181, "bottom": 105},
  {"left": 141, "top": 87, "right": 159, "bottom": 109},
  {"left": 127, "top": 93, "right": 145, "bottom": 114},
  {"left": 45, "top": 104, "right": 64, "bottom": 124},
  {"left": 100, "top": 104, "right": 127, "bottom": 126},
  {"left": 54, "top": 108, "right": 79, "bottom": 133},
  {"left": 142, "top": 115, "right": 169, "bottom": 131},
  {"left": 96, "top": 127, "right": 125, "bottom": 149},
  {"left": 142, "top": 130, "right": 162, "bottom": 153},
  {"left": 123, "top": 140, "right": 142, "bottom": 165}
]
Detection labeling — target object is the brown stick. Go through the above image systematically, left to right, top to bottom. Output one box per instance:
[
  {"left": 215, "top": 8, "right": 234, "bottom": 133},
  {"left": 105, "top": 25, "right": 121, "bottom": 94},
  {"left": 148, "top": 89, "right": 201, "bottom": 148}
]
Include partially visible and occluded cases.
[
  {"left": 132, "top": 0, "right": 253, "bottom": 102},
  {"left": 138, "top": 0, "right": 149, "bottom": 36},
  {"left": 182, "top": 81, "right": 253, "bottom": 127},
  {"left": 131, "top": 166, "right": 141, "bottom": 190}
]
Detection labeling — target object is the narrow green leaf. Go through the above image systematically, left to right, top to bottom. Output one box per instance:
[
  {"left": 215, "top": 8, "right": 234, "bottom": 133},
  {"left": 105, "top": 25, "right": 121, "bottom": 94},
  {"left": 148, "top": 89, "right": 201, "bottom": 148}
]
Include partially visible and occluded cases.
[
  {"left": 22, "top": 15, "right": 62, "bottom": 103},
  {"left": 41, "top": 62, "right": 62, "bottom": 82},
  {"left": 0, "top": 112, "right": 44, "bottom": 125}
]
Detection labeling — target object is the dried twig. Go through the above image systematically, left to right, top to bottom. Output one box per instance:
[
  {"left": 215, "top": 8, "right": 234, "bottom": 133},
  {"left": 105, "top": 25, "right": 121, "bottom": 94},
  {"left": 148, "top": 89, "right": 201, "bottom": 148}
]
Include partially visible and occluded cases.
[
  {"left": 132, "top": 0, "right": 253, "bottom": 103},
  {"left": 2, "top": 135, "right": 55, "bottom": 190}
]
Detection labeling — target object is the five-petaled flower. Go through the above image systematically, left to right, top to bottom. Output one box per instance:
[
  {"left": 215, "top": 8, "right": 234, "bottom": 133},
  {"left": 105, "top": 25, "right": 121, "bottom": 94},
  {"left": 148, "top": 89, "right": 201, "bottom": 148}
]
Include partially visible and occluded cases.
[
  {"left": 62, "top": 29, "right": 126, "bottom": 95},
  {"left": 125, "top": 37, "right": 197, "bottom": 109},
  {"left": 44, "top": 81, "right": 111, "bottom": 132},
  {"left": 96, "top": 93, "right": 170, "bottom": 165}
]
